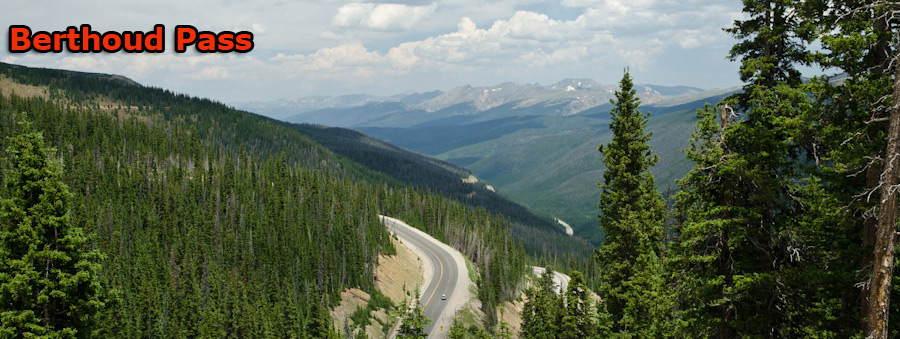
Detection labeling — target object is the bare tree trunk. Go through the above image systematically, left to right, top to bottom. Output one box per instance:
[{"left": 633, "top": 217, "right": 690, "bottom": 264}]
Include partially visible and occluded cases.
[
  {"left": 865, "top": 36, "right": 900, "bottom": 338},
  {"left": 717, "top": 104, "right": 735, "bottom": 339},
  {"left": 862, "top": 165, "right": 882, "bottom": 321}
]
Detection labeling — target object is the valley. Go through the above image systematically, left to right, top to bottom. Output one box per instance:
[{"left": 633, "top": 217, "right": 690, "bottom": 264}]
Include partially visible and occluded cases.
[
  {"left": 5, "top": 0, "right": 897, "bottom": 337},
  {"left": 0, "top": 62, "right": 534, "bottom": 337},
  {"left": 241, "top": 81, "right": 737, "bottom": 243}
]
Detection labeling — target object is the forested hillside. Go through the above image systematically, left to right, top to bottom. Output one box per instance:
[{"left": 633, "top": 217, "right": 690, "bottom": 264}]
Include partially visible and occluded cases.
[
  {"left": 519, "top": 1, "right": 900, "bottom": 338},
  {"left": 0, "top": 62, "right": 589, "bottom": 257},
  {"left": 0, "top": 63, "right": 543, "bottom": 336},
  {"left": 361, "top": 92, "right": 738, "bottom": 245},
  {"left": 1, "top": 93, "right": 387, "bottom": 337},
  {"left": 290, "top": 124, "right": 564, "bottom": 238}
]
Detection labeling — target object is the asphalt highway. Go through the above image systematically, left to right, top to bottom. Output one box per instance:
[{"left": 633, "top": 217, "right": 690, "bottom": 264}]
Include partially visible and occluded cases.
[{"left": 382, "top": 216, "right": 461, "bottom": 337}]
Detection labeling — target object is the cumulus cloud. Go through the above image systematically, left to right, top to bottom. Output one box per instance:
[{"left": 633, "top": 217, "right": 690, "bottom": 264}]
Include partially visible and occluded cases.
[
  {"left": 0, "top": 0, "right": 744, "bottom": 101},
  {"left": 170, "top": 0, "right": 737, "bottom": 97},
  {"left": 583, "top": 0, "right": 742, "bottom": 41},
  {"left": 334, "top": 3, "right": 437, "bottom": 31},
  {"left": 378, "top": 10, "right": 635, "bottom": 73},
  {"left": 498, "top": 11, "right": 586, "bottom": 41},
  {"left": 384, "top": 12, "right": 586, "bottom": 70},
  {"left": 265, "top": 42, "right": 400, "bottom": 84},
  {"left": 272, "top": 43, "right": 385, "bottom": 71},
  {"left": 4, "top": 53, "right": 253, "bottom": 83},
  {"left": 191, "top": 66, "right": 231, "bottom": 80}
]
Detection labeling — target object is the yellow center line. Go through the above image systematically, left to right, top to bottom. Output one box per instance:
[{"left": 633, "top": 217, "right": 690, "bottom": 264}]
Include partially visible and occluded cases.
[
  {"left": 391, "top": 220, "right": 445, "bottom": 309},
  {"left": 419, "top": 238, "right": 445, "bottom": 308}
]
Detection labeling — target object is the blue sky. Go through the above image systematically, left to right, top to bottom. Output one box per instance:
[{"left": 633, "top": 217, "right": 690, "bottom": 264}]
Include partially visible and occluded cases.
[{"left": 2, "top": 0, "right": 745, "bottom": 103}]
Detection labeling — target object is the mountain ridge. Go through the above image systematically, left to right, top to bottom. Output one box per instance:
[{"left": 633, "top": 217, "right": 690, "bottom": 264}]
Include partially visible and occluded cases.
[
  {"left": 0, "top": 61, "right": 585, "bottom": 256},
  {"left": 231, "top": 75, "right": 738, "bottom": 244},
  {"left": 235, "top": 79, "right": 713, "bottom": 122}
]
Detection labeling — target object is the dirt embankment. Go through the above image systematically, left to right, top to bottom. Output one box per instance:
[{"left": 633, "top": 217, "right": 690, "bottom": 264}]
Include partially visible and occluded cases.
[
  {"left": 331, "top": 236, "right": 424, "bottom": 338},
  {"left": 376, "top": 236, "right": 425, "bottom": 304},
  {"left": 498, "top": 299, "right": 526, "bottom": 336}
]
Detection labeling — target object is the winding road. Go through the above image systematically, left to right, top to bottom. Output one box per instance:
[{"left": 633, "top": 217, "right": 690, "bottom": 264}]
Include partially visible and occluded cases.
[
  {"left": 380, "top": 216, "right": 470, "bottom": 338},
  {"left": 532, "top": 266, "right": 571, "bottom": 295}
]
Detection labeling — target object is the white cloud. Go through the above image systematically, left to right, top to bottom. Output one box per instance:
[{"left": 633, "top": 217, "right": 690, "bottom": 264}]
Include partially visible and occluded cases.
[
  {"left": 0, "top": 0, "right": 744, "bottom": 101},
  {"left": 255, "top": 0, "right": 737, "bottom": 90},
  {"left": 334, "top": 3, "right": 437, "bottom": 31},
  {"left": 499, "top": 11, "right": 587, "bottom": 42},
  {"left": 384, "top": 12, "right": 584, "bottom": 70},
  {"left": 251, "top": 23, "right": 269, "bottom": 34},
  {"left": 676, "top": 29, "right": 719, "bottom": 49},
  {"left": 266, "top": 42, "right": 395, "bottom": 84},
  {"left": 273, "top": 43, "right": 383, "bottom": 69},
  {"left": 520, "top": 45, "right": 588, "bottom": 67},
  {"left": 58, "top": 56, "right": 110, "bottom": 73},
  {"left": 191, "top": 66, "right": 231, "bottom": 80}
]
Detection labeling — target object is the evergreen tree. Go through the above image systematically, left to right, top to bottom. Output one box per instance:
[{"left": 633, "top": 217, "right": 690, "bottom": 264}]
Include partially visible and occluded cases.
[
  {"left": 666, "top": 0, "right": 822, "bottom": 335},
  {"left": 725, "top": 0, "right": 814, "bottom": 92},
  {"left": 788, "top": 1, "right": 898, "bottom": 335},
  {"left": 803, "top": 3, "right": 900, "bottom": 336},
  {"left": 671, "top": 60, "right": 813, "bottom": 338},
  {"left": 595, "top": 71, "right": 667, "bottom": 336},
  {"left": 669, "top": 105, "right": 741, "bottom": 337},
  {"left": 0, "top": 115, "right": 105, "bottom": 338},
  {"left": 520, "top": 269, "right": 561, "bottom": 338},
  {"left": 560, "top": 271, "right": 594, "bottom": 338},
  {"left": 397, "top": 290, "right": 428, "bottom": 338},
  {"left": 595, "top": 296, "right": 612, "bottom": 337},
  {"left": 304, "top": 300, "right": 338, "bottom": 338},
  {"left": 447, "top": 318, "right": 466, "bottom": 339},
  {"left": 496, "top": 319, "right": 513, "bottom": 339}
]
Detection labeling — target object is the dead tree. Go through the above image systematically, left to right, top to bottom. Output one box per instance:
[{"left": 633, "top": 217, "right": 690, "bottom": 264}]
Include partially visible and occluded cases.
[{"left": 865, "top": 3, "right": 900, "bottom": 337}]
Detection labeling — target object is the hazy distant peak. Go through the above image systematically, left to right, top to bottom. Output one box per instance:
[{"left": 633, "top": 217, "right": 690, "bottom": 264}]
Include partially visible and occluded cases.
[
  {"left": 235, "top": 78, "right": 716, "bottom": 121},
  {"left": 549, "top": 78, "right": 600, "bottom": 90},
  {"left": 416, "top": 81, "right": 545, "bottom": 112},
  {"left": 636, "top": 84, "right": 705, "bottom": 96},
  {"left": 400, "top": 90, "right": 443, "bottom": 105}
]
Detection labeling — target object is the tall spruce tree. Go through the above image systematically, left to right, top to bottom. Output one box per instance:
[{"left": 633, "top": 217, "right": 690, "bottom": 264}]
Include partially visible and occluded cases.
[
  {"left": 668, "top": 0, "right": 821, "bottom": 335},
  {"left": 725, "top": 0, "right": 814, "bottom": 92},
  {"left": 808, "top": 0, "right": 900, "bottom": 338},
  {"left": 789, "top": 1, "right": 899, "bottom": 336},
  {"left": 595, "top": 71, "right": 667, "bottom": 336},
  {"left": 669, "top": 94, "right": 819, "bottom": 337},
  {"left": 669, "top": 105, "right": 742, "bottom": 337},
  {"left": 0, "top": 116, "right": 105, "bottom": 338},
  {"left": 520, "top": 269, "right": 561, "bottom": 339},
  {"left": 560, "top": 271, "right": 594, "bottom": 339}
]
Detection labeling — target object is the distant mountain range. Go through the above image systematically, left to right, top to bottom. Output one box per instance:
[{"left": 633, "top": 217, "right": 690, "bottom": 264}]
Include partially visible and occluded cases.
[
  {"left": 235, "top": 79, "right": 709, "bottom": 121},
  {"left": 236, "top": 79, "right": 739, "bottom": 244}
]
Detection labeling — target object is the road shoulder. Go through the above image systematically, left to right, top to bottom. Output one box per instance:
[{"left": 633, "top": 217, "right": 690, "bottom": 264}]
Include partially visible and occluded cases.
[{"left": 380, "top": 215, "right": 474, "bottom": 338}]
